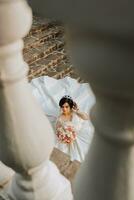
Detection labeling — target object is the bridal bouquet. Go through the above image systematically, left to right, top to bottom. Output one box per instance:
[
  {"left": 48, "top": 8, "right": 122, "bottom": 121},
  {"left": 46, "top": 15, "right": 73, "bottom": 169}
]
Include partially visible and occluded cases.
[{"left": 56, "top": 124, "right": 77, "bottom": 144}]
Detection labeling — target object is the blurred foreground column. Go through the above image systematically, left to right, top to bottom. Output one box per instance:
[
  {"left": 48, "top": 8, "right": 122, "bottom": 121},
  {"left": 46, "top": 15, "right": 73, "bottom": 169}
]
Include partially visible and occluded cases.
[
  {"left": 0, "top": 0, "right": 73, "bottom": 199},
  {"left": 30, "top": 1, "right": 134, "bottom": 199}
]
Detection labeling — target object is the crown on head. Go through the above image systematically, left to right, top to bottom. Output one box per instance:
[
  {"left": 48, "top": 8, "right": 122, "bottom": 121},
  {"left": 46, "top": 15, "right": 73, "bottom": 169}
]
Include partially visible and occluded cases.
[{"left": 63, "top": 95, "right": 73, "bottom": 100}]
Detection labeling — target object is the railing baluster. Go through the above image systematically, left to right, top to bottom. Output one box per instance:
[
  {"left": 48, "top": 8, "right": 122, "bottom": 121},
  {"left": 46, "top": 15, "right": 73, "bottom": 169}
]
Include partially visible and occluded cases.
[{"left": 0, "top": 1, "right": 73, "bottom": 199}]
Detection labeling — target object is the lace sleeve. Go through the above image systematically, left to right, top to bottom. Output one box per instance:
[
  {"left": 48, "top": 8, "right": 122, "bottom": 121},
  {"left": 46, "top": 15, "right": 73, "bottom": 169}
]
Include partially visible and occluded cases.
[{"left": 55, "top": 117, "right": 62, "bottom": 130}]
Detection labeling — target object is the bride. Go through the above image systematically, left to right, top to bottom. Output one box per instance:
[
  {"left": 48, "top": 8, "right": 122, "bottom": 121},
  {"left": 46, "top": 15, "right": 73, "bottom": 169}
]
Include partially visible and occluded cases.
[{"left": 30, "top": 76, "right": 95, "bottom": 162}]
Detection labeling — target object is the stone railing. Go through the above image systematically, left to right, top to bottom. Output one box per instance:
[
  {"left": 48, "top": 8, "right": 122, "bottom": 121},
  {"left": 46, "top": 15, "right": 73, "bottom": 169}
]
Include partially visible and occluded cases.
[{"left": 0, "top": 0, "right": 73, "bottom": 199}]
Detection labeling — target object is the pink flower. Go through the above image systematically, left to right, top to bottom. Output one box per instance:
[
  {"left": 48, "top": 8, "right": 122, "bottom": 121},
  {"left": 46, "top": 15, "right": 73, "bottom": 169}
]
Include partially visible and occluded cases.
[{"left": 56, "top": 125, "right": 76, "bottom": 144}]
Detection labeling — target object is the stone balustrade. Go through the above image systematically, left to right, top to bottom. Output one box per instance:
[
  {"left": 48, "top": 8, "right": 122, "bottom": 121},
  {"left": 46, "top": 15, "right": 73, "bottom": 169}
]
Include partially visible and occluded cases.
[{"left": 0, "top": 0, "right": 73, "bottom": 199}]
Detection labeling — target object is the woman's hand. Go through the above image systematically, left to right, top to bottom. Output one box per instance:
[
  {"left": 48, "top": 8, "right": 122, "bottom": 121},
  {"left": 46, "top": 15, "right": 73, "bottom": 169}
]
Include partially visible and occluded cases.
[{"left": 72, "top": 102, "right": 79, "bottom": 112}]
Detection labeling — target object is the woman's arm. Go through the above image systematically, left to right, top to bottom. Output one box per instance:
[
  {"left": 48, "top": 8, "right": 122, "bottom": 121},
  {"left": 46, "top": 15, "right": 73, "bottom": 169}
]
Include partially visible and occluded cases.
[
  {"left": 72, "top": 102, "right": 89, "bottom": 120},
  {"left": 75, "top": 110, "right": 89, "bottom": 120},
  {"left": 55, "top": 117, "right": 62, "bottom": 129}
]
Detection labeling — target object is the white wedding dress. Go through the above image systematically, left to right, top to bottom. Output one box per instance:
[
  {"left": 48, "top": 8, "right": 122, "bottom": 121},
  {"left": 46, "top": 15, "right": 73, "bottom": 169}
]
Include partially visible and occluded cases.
[{"left": 30, "top": 76, "right": 95, "bottom": 162}]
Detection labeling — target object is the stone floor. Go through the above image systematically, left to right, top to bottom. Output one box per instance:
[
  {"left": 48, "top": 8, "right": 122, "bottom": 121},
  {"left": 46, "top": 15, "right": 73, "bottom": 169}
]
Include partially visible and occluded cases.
[{"left": 50, "top": 148, "right": 81, "bottom": 182}]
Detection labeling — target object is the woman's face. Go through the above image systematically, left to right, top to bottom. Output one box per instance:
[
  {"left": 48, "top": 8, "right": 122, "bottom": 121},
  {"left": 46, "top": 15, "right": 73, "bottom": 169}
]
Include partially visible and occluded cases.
[{"left": 61, "top": 102, "right": 71, "bottom": 115}]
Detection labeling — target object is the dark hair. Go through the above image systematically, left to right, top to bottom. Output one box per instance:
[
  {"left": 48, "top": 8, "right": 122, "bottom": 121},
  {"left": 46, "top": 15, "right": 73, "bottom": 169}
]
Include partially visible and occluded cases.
[{"left": 59, "top": 96, "right": 74, "bottom": 109}]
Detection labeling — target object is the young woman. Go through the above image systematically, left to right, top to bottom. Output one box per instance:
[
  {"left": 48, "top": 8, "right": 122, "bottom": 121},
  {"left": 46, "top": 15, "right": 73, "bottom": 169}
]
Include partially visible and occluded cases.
[
  {"left": 30, "top": 76, "right": 95, "bottom": 162},
  {"left": 55, "top": 95, "right": 92, "bottom": 162}
]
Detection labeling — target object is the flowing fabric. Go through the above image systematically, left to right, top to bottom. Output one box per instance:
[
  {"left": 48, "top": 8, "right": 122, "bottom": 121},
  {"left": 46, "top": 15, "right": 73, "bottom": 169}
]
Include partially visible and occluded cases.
[{"left": 30, "top": 76, "right": 95, "bottom": 162}]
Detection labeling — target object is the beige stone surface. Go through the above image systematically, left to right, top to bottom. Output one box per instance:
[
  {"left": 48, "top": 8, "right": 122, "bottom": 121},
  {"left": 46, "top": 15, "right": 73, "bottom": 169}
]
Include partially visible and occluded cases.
[{"left": 50, "top": 148, "right": 81, "bottom": 181}]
